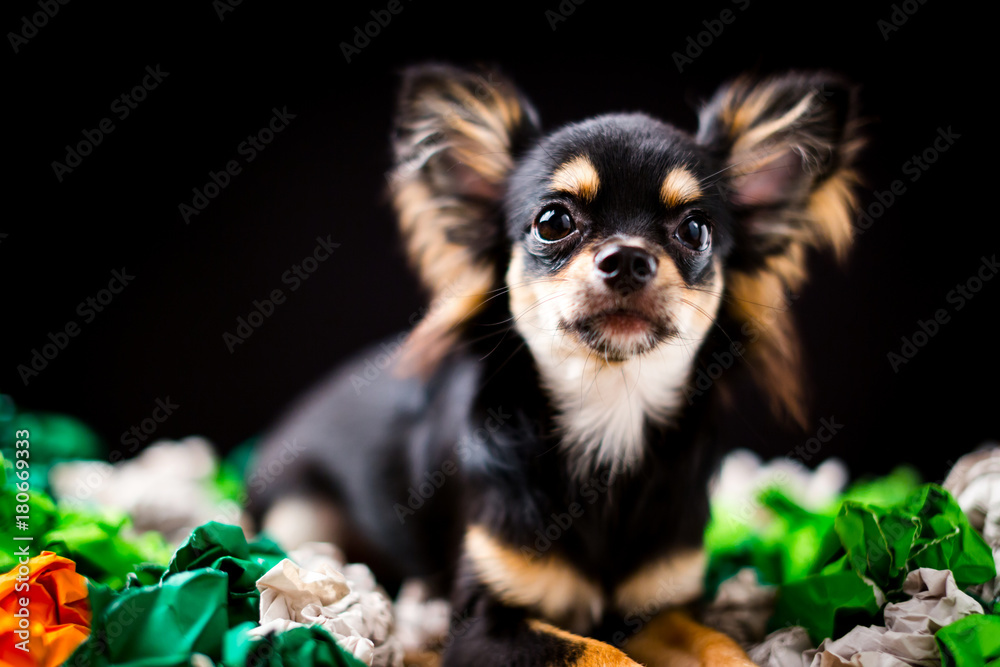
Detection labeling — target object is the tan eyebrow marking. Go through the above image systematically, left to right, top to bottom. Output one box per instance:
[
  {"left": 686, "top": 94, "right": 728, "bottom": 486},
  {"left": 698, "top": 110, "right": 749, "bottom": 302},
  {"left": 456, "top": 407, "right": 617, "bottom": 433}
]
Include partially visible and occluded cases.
[
  {"left": 549, "top": 156, "right": 600, "bottom": 202},
  {"left": 660, "top": 167, "right": 703, "bottom": 208}
]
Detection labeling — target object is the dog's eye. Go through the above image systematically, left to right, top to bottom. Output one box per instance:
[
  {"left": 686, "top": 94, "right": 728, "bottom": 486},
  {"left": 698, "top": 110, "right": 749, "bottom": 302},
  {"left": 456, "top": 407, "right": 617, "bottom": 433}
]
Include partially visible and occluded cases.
[
  {"left": 534, "top": 206, "right": 576, "bottom": 242},
  {"left": 675, "top": 214, "right": 711, "bottom": 251}
]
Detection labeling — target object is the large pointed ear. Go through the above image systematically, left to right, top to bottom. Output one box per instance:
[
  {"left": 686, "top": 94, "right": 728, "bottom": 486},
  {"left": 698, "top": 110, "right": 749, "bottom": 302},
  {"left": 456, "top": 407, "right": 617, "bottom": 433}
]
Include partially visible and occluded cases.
[
  {"left": 389, "top": 63, "right": 541, "bottom": 376},
  {"left": 697, "top": 72, "right": 864, "bottom": 426}
]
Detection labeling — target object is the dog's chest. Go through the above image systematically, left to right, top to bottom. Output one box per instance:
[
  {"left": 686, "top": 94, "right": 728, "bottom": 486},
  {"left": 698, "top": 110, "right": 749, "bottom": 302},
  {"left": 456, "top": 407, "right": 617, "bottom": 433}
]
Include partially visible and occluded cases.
[{"left": 535, "top": 344, "right": 695, "bottom": 478}]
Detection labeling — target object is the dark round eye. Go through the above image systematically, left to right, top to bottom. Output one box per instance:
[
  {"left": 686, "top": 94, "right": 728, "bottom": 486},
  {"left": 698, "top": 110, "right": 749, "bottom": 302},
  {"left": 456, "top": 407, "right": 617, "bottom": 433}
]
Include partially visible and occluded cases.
[
  {"left": 534, "top": 206, "right": 576, "bottom": 242},
  {"left": 675, "top": 214, "right": 711, "bottom": 251}
]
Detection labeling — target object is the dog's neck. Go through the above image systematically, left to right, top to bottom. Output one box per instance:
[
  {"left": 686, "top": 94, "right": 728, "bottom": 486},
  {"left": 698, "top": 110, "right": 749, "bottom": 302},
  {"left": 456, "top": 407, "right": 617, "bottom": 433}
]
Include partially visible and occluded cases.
[{"left": 526, "top": 338, "right": 698, "bottom": 478}]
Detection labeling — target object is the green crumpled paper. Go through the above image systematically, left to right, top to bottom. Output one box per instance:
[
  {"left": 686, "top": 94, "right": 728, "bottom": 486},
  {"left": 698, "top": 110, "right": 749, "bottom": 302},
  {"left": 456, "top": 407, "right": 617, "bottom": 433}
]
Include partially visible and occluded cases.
[
  {"left": 0, "top": 396, "right": 105, "bottom": 493},
  {"left": 0, "top": 452, "right": 173, "bottom": 588},
  {"left": 704, "top": 466, "right": 921, "bottom": 596},
  {"left": 705, "top": 467, "right": 995, "bottom": 645},
  {"left": 769, "top": 484, "right": 996, "bottom": 643},
  {"left": 835, "top": 484, "right": 996, "bottom": 595},
  {"left": 66, "top": 521, "right": 366, "bottom": 667},
  {"left": 164, "top": 521, "right": 287, "bottom": 627},
  {"left": 67, "top": 568, "right": 231, "bottom": 667},
  {"left": 936, "top": 613, "right": 1000, "bottom": 666},
  {"left": 221, "top": 622, "right": 368, "bottom": 667}
]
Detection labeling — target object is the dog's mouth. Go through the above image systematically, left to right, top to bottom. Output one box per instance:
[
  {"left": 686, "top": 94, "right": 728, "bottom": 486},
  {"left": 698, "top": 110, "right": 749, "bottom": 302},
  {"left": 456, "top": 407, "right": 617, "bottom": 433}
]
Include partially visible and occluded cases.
[{"left": 564, "top": 308, "right": 674, "bottom": 361}]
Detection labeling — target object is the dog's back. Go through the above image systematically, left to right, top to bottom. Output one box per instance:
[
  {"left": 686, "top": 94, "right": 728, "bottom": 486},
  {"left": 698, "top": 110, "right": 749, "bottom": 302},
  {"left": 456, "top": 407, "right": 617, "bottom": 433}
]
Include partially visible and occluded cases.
[{"left": 248, "top": 339, "right": 480, "bottom": 593}]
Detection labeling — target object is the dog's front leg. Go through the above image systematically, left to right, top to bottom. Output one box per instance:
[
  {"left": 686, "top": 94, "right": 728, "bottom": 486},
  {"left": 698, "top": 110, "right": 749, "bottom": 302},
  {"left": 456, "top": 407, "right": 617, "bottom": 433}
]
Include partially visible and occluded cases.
[{"left": 622, "top": 609, "right": 755, "bottom": 667}]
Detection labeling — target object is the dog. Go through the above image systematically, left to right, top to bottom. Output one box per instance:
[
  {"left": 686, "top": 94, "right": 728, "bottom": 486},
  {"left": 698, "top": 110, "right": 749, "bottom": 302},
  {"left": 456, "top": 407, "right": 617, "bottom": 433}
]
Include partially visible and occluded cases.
[{"left": 248, "top": 63, "right": 862, "bottom": 666}]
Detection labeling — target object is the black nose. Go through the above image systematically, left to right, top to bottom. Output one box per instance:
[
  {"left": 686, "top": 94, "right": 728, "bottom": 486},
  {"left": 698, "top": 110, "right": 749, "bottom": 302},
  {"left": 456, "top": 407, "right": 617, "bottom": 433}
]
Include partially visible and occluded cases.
[{"left": 594, "top": 245, "right": 658, "bottom": 294}]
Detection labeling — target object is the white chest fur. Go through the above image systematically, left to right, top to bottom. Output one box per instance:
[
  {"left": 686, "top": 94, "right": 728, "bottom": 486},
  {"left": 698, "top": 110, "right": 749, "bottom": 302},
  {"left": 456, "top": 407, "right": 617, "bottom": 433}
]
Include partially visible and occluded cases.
[{"left": 532, "top": 341, "right": 697, "bottom": 477}]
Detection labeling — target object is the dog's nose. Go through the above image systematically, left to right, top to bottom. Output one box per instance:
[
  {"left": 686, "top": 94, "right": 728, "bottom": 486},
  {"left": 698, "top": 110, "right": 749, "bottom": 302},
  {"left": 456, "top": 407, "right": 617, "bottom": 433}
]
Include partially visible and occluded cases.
[{"left": 594, "top": 245, "right": 657, "bottom": 293}]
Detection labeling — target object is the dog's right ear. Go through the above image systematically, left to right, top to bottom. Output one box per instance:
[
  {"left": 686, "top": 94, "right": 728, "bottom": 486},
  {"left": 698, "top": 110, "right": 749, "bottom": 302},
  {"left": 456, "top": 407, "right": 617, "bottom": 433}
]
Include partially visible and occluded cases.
[{"left": 390, "top": 64, "right": 541, "bottom": 376}]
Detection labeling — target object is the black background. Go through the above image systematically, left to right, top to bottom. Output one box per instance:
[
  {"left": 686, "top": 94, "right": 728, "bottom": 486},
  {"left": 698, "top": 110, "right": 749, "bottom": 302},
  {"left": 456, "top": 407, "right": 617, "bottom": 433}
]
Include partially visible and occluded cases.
[{"left": 5, "top": 0, "right": 995, "bottom": 482}]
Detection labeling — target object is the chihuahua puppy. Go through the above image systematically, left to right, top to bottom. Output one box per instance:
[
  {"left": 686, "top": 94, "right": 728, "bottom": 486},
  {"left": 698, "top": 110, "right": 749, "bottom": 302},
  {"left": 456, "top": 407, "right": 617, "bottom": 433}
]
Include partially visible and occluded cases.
[{"left": 249, "top": 64, "right": 861, "bottom": 666}]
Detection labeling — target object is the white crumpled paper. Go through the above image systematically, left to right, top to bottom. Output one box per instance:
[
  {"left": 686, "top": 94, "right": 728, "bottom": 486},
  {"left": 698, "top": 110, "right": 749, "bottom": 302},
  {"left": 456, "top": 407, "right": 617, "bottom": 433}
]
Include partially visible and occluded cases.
[
  {"left": 48, "top": 436, "right": 247, "bottom": 543},
  {"left": 944, "top": 445, "right": 1000, "bottom": 602},
  {"left": 710, "top": 449, "right": 849, "bottom": 517},
  {"left": 252, "top": 542, "right": 404, "bottom": 667},
  {"left": 703, "top": 567, "right": 777, "bottom": 646},
  {"left": 749, "top": 568, "right": 984, "bottom": 667},
  {"left": 392, "top": 579, "right": 452, "bottom": 653}
]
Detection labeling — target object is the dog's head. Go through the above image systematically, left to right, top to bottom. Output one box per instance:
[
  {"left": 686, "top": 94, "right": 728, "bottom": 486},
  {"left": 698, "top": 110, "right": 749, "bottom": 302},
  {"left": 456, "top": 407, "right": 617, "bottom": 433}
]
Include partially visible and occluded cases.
[{"left": 390, "top": 64, "right": 861, "bottom": 425}]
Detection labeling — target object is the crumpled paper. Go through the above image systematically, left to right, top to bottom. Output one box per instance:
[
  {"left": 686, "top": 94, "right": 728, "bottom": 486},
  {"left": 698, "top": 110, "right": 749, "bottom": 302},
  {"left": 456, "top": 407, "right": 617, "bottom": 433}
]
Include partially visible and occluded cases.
[
  {"left": 0, "top": 399, "right": 105, "bottom": 494},
  {"left": 49, "top": 437, "right": 248, "bottom": 544},
  {"left": 944, "top": 445, "right": 1000, "bottom": 604},
  {"left": 937, "top": 446, "right": 1000, "bottom": 666},
  {"left": 710, "top": 449, "right": 849, "bottom": 514},
  {"left": 0, "top": 453, "right": 173, "bottom": 589},
  {"left": 704, "top": 455, "right": 920, "bottom": 598},
  {"left": 771, "top": 484, "right": 996, "bottom": 642},
  {"left": 165, "top": 521, "right": 287, "bottom": 627},
  {"left": 65, "top": 523, "right": 367, "bottom": 667},
  {"left": 253, "top": 542, "right": 404, "bottom": 667},
  {"left": 0, "top": 552, "right": 91, "bottom": 667},
  {"left": 702, "top": 567, "right": 777, "bottom": 646},
  {"left": 68, "top": 568, "right": 231, "bottom": 666},
  {"left": 751, "top": 568, "right": 984, "bottom": 667},
  {"left": 392, "top": 579, "right": 452, "bottom": 654},
  {"left": 936, "top": 613, "right": 1000, "bottom": 666},
  {"left": 223, "top": 622, "right": 368, "bottom": 667}
]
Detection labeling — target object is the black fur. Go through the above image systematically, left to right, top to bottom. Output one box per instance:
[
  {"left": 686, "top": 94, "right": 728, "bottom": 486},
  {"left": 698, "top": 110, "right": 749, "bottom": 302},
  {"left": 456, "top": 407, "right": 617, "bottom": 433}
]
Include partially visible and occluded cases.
[{"left": 248, "top": 64, "right": 860, "bottom": 666}]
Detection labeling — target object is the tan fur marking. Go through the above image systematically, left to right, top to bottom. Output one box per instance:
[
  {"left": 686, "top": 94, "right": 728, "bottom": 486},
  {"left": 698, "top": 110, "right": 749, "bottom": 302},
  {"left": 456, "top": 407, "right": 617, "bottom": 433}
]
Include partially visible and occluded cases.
[
  {"left": 391, "top": 74, "right": 530, "bottom": 377},
  {"left": 710, "top": 76, "right": 865, "bottom": 427},
  {"left": 723, "top": 76, "right": 789, "bottom": 140},
  {"left": 732, "top": 92, "right": 816, "bottom": 156},
  {"left": 550, "top": 156, "right": 601, "bottom": 202},
  {"left": 724, "top": 164, "right": 861, "bottom": 427},
  {"left": 660, "top": 168, "right": 703, "bottom": 208},
  {"left": 393, "top": 178, "right": 496, "bottom": 376},
  {"left": 465, "top": 525, "right": 604, "bottom": 632},
  {"left": 614, "top": 549, "right": 706, "bottom": 614},
  {"left": 624, "top": 611, "right": 754, "bottom": 667},
  {"left": 528, "top": 621, "right": 642, "bottom": 666}
]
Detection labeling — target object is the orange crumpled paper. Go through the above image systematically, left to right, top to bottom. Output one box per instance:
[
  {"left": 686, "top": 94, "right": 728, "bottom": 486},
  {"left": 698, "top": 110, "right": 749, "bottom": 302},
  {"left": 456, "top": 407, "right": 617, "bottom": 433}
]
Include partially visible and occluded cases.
[{"left": 0, "top": 551, "right": 91, "bottom": 667}]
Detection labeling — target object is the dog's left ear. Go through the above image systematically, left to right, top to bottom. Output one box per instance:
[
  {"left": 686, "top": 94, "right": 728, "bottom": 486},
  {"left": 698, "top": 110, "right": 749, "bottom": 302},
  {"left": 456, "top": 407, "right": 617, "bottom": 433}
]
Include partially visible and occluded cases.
[
  {"left": 389, "top": 63, "right": 541, "bottom": 376},
  {"left": 697, "top": 72, "right": 863, "bottom": 425}
]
